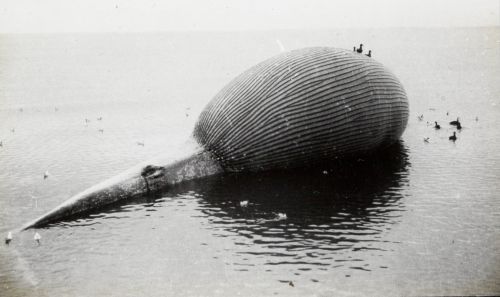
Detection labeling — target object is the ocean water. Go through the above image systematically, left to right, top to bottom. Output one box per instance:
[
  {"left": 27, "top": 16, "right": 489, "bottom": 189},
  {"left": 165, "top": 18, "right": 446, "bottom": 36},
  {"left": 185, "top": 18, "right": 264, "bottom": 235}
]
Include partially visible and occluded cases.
[{"left": 0, "top": 28, "right": 499, "bottom": 296}]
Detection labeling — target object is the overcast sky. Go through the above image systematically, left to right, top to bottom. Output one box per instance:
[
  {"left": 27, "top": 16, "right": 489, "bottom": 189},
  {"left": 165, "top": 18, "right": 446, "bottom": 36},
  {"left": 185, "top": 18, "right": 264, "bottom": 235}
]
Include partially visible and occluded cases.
[{"left": 0, "top": 0, "right": 498, "bottom": 33}]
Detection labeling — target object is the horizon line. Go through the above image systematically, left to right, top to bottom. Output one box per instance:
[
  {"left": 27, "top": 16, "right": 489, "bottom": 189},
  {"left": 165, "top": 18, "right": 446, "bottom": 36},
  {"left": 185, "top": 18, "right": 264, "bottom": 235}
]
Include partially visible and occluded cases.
[{"left": 0, "top": 24, "right": 498, "bottom": 35}]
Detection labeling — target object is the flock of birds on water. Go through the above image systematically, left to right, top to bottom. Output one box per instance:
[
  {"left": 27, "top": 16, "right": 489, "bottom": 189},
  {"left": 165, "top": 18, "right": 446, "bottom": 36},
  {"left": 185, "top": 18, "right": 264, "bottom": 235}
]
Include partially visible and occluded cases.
[
  {"left": 351, "top": 42, "right": 475, "bottom": 144},
  {"left": 1, "top": 107, "right": 148, "bottom": 149},
  {"left": 419, "top": 111, "right": 478, "bottom": 144},
  {"left": 5, "top": 231, "right": 40, "bottom": 246}
]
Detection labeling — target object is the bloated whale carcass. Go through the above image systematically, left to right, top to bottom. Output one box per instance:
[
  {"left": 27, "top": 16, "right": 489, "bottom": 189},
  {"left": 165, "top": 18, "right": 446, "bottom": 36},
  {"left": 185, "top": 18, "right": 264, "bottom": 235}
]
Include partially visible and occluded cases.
[{"left": 22, "top": 47, "right": 409, "bottom": 229}]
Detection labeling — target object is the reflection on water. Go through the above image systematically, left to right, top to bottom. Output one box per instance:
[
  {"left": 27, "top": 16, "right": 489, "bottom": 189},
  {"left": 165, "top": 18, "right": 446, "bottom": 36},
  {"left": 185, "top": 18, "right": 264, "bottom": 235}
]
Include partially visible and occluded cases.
[
  {"left": 54, "top": 142, "right": 409, "bottom": 274},
  {"left": 195, "top": 142, "right": 410, "bottom": 271}
]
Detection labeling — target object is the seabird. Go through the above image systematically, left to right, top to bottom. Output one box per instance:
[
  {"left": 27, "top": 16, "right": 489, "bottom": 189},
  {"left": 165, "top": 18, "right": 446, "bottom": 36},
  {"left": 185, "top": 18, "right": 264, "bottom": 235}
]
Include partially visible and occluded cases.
[
  {"left": 356, "top": 44, "right": 363, "bottom": 53},
  {"left": 353, "top": 46, "right": 356, "bottom": 52},
  {"left": 365, "top": 50, "right": 371, "bottom": 57},
  {"left": 417, "top": 114, "right": 424, "bottom": 121},
  {"left": 450, "top": 117, "right": 460, "bottom": 126},
  {"left": 434, "top": 121, "right": 441, "bottom": 129},
  {"left": 456, "top": 122, "right": 462, "bottom": 130},
  {"left": 98, "top": 129, "right": 104, "bottom": 133},
  {"left": 449, "top": 132, "right": 457, "bottom": 141},
  {"left": 423, "top": 137, "right": 430, "bottom": 143},
  {"left": 136, "top": 141, "right": 145, "bottom": 146},
  {"left": 43, "top": 171, "right": 49, "bottom": 179},
  {"left": 240, "top": 200, "right": 249, "bottom": 207},
  {"left": 277, "top": 213, "right": 287, "bottom": 220},
  {"left": 5, "top": 232, "right": 12, "bottom": 245},
  {"left": 34, "top": 232, "right": 41, "bottom": 245}
]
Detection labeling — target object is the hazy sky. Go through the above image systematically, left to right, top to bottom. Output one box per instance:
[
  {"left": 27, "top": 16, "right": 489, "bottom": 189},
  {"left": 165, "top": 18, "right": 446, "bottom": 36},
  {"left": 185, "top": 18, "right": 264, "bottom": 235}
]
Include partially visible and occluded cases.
[{"left": 1, "top": 0, "right": 498, "bottom": 33}]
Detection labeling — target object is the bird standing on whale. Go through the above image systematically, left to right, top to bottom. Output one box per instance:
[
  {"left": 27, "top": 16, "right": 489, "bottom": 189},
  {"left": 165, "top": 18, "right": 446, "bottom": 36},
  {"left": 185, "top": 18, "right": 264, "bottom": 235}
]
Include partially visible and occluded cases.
[
  {"left": 356, "top": 44, "right": 363, "bottom": 53},
  {"left": 21, "top": 47, "right": 409, "bottom": 229}
]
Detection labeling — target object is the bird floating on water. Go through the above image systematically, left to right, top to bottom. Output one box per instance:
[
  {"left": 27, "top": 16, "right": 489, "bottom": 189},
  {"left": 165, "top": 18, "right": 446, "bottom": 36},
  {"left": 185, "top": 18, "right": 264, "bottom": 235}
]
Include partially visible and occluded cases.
[
  {"left": 356, "top": 44, "right": 363, "bottom": 53},
  {"left": 353, "top": 46, "right": 356, "bottom": 52},
  {"left": 365, "top": 50, "right": 372, "bottom": 57},
  {"left": 417, "top": 114, "right": 424, "bottom": 121},
  {"left": 475, "top": 116, "right": 479, "bottom": 121},
  {"left": 97, "top": 117, "right": 103, "bottom": 121},
  {"left": 449, "top": 117, "right": 460, "bottom": 126},
  {"left": 434, "top": 121, "right": 441, "bottom": 129},
  {"left": 456, "top": 122, "right": 462, "bottom": 130},
  {"left": 98, "top": 129, "right": 104, "bottom": 133},
  {"left": 449, "top": 132, "right": 457, "bottom": 141},
  {"left": 423, "top": 137, "right": 430, "bottom": 143},
  {"left": 0, "top": 140, "right": 3, "bottom": 147},
  {"left": 136, "top": 141, "right": 145, "bottom": 146},
  {"left": 43, "top": 171, "right": 49, "bottom": 179},
  {"left": 240, "top": 200, "right": 249, "bottom": 207},
  {"left": 277, "top": 213, "right": 287, "bottom": 220},
  {"left": 5, "top": 232, "right": 12, "bottom": 245},
  {"left": 34, "top": 232, "right": 41, "bottom": 245},
  {"left": 289, "top": 281, "right": 294, "bottom": 287}
]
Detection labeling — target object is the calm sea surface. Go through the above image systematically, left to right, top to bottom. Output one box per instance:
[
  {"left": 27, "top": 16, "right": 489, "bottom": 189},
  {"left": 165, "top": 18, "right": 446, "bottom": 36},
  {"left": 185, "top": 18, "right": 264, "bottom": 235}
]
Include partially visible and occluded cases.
[{"left": 1, "top": 28, "right": 499, "bottom": 296}]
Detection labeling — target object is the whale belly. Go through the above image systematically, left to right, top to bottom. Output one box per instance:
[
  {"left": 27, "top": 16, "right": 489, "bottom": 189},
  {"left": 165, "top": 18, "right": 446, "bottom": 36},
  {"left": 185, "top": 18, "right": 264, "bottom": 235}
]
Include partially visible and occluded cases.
[{"left": 194, "top": 47, "right": 409, "bottom": 171}]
